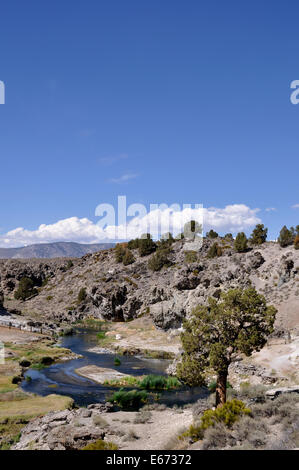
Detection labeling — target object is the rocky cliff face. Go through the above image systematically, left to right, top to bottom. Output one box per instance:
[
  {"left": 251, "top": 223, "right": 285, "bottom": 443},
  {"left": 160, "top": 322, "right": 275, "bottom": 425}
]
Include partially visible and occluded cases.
[{"left": 1, "top": 239, "right": 299, "bottom": 335}]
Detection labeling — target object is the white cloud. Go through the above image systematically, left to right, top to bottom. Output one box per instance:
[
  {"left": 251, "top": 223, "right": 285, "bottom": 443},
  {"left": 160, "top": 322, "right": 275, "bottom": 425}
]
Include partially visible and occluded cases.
[
  {"left": 108, "top": 173, "right": 138, "bottom": 183},
  {"left": 0, "top": 204, "right": 261, "bottom": 248},
  {"left": 292, "top": 204, "right": 299, "bottom": 209},
  {"left": 265, "top": 207, "right": 276, "bottom": 212}
]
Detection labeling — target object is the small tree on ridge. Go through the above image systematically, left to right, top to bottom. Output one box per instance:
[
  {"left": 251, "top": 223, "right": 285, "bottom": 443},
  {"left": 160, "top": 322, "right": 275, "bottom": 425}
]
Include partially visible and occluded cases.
[{"left": 176, "top": 288, "right": 276, "bottom": 407}]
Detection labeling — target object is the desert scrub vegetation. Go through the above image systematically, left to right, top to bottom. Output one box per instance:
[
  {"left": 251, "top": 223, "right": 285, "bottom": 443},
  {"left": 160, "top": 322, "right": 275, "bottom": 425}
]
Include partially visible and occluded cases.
[
  {"left": 249, "top": 223, "right": 268, "bottom": 245},
  {"left": 278, "top": 225, "right": 296, "bottom": 247},
  {"left": 206, "top": 229, "right": 219, "bottom": 239},
  {"left": 234, "top": 232, "right": 248, "bottom": 252},
  {"left": 207, "top": 242, "right": 222, "bottom": 258},
  {"left": 115, "top": 243, "right": 135, "bottom": 265},
  {"left": 148, "top": 248, "right": 172, "bottom": 271},
  {"left": 184, "top": 250, "right": 198, "bottom": 264},
  {"left": 123, "top": 276, "right": 138, "bottom": 288},
  {"left": 14, "top": 277, "right": 37, "bottom": 301},
  {"left": 77, "top": 287, "right": 87, "bottom": 304},
  {"left": 107, "top": 389, "right": 149, "bottom": 410},
  {"left": 189, "top": 393, "right": 299, "bottom": 449},
  {"left": 182, "top": 399, "right": 251, "bottom": 442},
  {"left": 133, "top": 409, "right": 152, "bottom": 424},
  {"left": 92, "top": 414, "right": 109, "bottom": 428},
  {"left": 123, "top": 428, "right": 139, "bottom": 441},
  {"left": 81, "top": 439, "right": 118, "bottom": 450}
]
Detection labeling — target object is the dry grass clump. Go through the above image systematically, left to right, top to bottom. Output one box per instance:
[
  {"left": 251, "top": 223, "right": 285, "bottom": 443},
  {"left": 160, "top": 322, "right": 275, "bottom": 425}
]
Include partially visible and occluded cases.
[
  {"left": 198, "top": 393, "right": 299, "bottom": 450},
  {"left": 133, "top": 409, "right": 152, "bottom": 424},
  {"left": 92, "top": 414, "right": 109, "bottom": 428},
  {"left": 201, "top": 422, "right": 234, "bottom": 450},
  {"left": 163, "top": 427, "right": 189, "bottom": 450},
  {"left": 123, "top": 428, "right": 139, "bottom": 441}
]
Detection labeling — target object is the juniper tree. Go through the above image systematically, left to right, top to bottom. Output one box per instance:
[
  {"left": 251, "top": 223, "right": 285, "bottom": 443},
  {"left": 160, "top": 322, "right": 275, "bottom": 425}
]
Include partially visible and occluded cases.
[
  {"left": 249, "top": 224, "right": 268, "bottom": 245},
  {"left": 278, "top": 226, "right": 294, "bottom": 247},
  {"left": 206, "top": 229, "right": 219, "bottom": 239},
  {"left": 234, "top": 232, "right": 248, "bottom": 252},
  {"left": 224, "top": 233, "right": 233, "bottom": 242},
  {"left": 138, "top": 234, "right": 156, "bottom": 256},
  {"left": 207, "top": 242, "right": 222, "bottom": 258},
  {"left": 115, "top": 243, "right": 126, "bottom": 263},
  {"left": 122, "top": 249, "right": 135, "bottom": 266},
  {"left": 148, "top": 249, "right": 172, "bottom": 271},
  {"left": 14, "top": 277, "right": 37, "bottom": 301},
  {"left": 77, "top": 287, "right": 87, "bottom": 303},
  {"left": 176, "top": 288, "right": 276, "bottom": 407}
]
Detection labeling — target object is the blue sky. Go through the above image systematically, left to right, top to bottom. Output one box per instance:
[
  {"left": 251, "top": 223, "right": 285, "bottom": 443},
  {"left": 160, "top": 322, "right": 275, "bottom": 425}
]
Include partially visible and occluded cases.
[{"left": 0, "top": 1, "right": 299, "bottom": 246}]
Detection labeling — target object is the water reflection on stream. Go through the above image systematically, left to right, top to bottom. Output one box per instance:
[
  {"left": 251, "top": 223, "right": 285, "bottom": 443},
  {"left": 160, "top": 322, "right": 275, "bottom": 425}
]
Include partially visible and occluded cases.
[{"left": 22, "top": 328, "right": 207, "bottom": 407}]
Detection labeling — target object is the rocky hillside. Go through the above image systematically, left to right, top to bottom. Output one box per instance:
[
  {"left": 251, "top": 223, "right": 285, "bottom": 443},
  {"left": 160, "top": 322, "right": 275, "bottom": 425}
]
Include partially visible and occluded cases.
[
  {"left": 1, "top": 237, "right": 299, "bottom": 336},
  {"left": 0, "top": 241, "right": 114, "bottom": 259}
]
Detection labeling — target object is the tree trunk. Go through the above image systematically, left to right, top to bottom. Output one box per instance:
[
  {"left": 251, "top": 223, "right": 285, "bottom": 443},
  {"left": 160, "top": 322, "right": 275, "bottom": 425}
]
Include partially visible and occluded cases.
[{"left": 215, "top": 370, "right": 228, "bottom": 407}]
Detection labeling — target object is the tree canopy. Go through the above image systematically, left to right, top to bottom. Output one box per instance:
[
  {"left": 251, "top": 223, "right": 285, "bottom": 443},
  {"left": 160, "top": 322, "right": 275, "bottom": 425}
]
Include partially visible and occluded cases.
[
  {"left": 250, "top": 224, "right": 268, "bottom": 245},
  {"left": 234, "top": 232, "right": 248, "bottom": 252},
  {"left": 177, "top": 288, "right": 276, "bottom": 406}
]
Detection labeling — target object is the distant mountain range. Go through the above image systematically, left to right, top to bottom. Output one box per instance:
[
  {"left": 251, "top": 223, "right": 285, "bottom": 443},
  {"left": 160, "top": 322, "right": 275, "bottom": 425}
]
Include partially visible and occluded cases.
[{"left": 0, "top": 242, "right": 115, "bottom": 259}]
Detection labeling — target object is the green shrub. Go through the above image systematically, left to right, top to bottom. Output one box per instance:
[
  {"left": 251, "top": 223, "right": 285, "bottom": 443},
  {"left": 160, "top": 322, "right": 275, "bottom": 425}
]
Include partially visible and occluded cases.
[
  {"left": 249, "top": 224, "right": 268, "bottom": 245},
  {"left": 278, "top": 225, "right": 294, "bottom": 247},
  {"left": 206, "top": 229, "right": 218, "bottom": 239},
  {"left": 160, "top": 232, "right": 174, "bottom": 244},
  {"left": 234, "top": 232, "right": 248, "bottom": 252},
  {"left": 223, "top": 233, "right": 233, "bottom": 242},
  {"left": 138, "top": 234, "right": 157, "bottom": 256},
  {"left": 294, "top": 235, "right": 299, "bottom": 250},
  {"left": 127, "top": 238, "right": 140, "bottom": 250},
  {"left": 207, "top": 242, "right": 222, "bottom": 258},
  {"left": 115, "top": 243, "right": 126, "bottom": 263},
  {"left": 122, "top": 249, "right": 135, "bottom": 265},
  {"left": 148, "top": 249, "right": 172, "bottom": 271},
  {"left": 184, "top": 251, "right": 198, "bottom": 264},
  {"left": 66, "top": 260, "right": 74, "bottom": 270},
  {"left": 14, "top": 277, "right": 37, "bottom": 301},
  {"left": 77, "top": 287, "right": 87, "bottom": 303},
  {"left": 97, "top": 331, "right": 106, "bottom": 340},
  {"left": 114, "top": 357, "right": 121, "bottom": 366},
  {"left": 31, "top": 363, "right": 45, "bottom": 370},
  {"left": 139, "top": 374, "right": 180, "bottom": 391},
  {"left": 107, "top": 389, "right": 149, "bottom": 410},
  {"left": 182, "top": 400, "right": 251, "bottom": 441},
  {"left": 201, "top": 400, "right": 251, "bottom": 429},
  {"left": 81, "top": 440, "right": 118, "bottom": 450}
]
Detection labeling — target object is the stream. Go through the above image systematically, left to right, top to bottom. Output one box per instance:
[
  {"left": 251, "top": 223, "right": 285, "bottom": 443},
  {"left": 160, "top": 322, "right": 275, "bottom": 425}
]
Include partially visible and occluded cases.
[{"left": 21, "top": 328, "right": 207, "bottom": 407}]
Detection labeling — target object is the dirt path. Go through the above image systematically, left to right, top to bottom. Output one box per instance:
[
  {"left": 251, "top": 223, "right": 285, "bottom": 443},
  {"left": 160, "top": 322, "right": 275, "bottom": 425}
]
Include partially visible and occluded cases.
[
  {"left": 0, "top": 326, "right": 42, "bottom": 344},
  {"left": 104, "top": 408, "right": 193, "bottom": 450}
]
